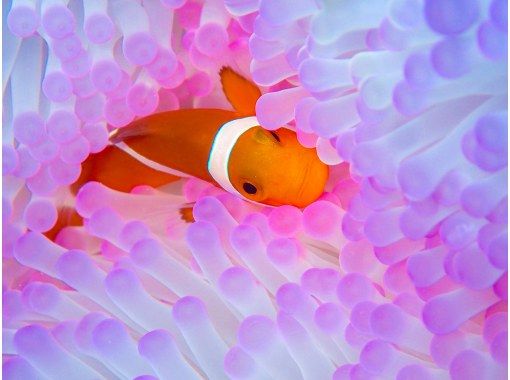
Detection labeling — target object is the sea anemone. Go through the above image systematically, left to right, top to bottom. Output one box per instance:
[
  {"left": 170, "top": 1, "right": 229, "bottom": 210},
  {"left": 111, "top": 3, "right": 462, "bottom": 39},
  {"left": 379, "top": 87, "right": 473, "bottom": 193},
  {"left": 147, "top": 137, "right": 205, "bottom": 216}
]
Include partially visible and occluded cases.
[{"left": 3, "top": 0, "right": 507, "bottom": 379}]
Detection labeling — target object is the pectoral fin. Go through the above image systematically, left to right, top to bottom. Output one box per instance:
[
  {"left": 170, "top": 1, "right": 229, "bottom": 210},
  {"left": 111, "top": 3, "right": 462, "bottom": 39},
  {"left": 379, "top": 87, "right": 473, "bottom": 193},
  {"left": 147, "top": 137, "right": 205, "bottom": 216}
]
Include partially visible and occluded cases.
[
  {"left": 220, "top": 67, "right": 262, "bottom": 116},
  {"left": 109, "top": 122, "right": 150, "bottom": 144},
  {"left": 179, "top": 205, "right": 195, "bottom": 223}
]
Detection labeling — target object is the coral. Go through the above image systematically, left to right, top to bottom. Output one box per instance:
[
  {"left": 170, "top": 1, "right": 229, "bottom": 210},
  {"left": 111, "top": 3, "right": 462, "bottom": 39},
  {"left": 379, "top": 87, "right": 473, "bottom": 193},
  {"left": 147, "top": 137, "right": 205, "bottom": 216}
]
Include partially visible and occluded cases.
[{"left": 3, "top": 0, "right": 507, "bottom": 379}]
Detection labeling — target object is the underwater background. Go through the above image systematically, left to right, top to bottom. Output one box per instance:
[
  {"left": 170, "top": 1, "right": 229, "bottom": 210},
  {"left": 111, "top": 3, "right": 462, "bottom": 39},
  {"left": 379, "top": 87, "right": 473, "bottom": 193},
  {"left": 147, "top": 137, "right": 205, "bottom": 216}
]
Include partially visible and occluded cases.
[{"left": 2, "top": 0, "right": 508, "bottom": 379}]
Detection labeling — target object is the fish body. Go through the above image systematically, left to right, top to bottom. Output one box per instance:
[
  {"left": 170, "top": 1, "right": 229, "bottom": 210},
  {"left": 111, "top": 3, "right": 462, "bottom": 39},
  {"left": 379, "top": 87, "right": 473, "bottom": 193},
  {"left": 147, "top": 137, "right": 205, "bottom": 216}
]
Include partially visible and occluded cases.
[{"left": 76, "top": 68, "right": 328, "bottom": 208}]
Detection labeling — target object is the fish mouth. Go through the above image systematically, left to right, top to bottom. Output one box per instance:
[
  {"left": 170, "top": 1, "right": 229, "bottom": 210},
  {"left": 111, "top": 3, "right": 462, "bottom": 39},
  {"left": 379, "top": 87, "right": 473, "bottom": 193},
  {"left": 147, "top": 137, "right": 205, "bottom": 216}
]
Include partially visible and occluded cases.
[
  {"left": 295, "top": 157, "right": 329, "bottom": 207},
  {"left": 264, "top": 159, "right": 324, "bottom": 208},
  {"left": 297, "top": 161, "right": 311, "bottom": 199},
  {"left": 262, "top": 171, "right": 309, "bottom": 207}
]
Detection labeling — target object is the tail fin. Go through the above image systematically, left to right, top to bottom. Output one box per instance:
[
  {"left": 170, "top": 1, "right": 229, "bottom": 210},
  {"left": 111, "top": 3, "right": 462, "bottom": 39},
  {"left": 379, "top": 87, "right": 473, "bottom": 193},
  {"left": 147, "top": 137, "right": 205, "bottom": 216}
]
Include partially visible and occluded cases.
[{"left": 48, "top": 145, "right": 181, "bottom": 242}]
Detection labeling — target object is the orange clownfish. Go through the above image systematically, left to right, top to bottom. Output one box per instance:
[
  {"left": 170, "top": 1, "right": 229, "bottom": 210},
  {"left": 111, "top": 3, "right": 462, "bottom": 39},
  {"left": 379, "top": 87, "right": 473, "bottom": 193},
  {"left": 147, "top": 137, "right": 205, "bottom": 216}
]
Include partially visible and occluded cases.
[{"left": 75, "top": 68, "right": 329, "bottom": 208}]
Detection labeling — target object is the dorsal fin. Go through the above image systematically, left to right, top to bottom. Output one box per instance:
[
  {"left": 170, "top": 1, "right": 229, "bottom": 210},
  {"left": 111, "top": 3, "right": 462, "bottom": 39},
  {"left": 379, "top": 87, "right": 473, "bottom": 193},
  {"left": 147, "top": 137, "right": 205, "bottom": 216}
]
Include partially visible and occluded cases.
[{"left": 219, "top": 67, "right": 262, "bottom": 116}]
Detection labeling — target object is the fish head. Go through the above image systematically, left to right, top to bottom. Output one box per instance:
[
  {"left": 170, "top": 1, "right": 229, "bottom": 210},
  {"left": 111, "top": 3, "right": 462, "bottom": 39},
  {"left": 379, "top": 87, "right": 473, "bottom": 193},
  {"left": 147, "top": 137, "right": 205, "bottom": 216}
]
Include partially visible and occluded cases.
[{"left": 228, "top": 127, "right": 329, "bottom": 208}]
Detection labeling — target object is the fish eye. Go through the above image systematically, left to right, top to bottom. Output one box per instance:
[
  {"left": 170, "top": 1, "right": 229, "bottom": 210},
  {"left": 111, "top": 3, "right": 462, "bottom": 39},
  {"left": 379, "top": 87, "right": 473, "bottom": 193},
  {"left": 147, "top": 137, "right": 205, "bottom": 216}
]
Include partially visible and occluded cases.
[
  {"left": 269, "top": 131, "right": 280, "bottom": 142},
  {"left": 243, "top": 182, "right": 257, "bottom": 195}
]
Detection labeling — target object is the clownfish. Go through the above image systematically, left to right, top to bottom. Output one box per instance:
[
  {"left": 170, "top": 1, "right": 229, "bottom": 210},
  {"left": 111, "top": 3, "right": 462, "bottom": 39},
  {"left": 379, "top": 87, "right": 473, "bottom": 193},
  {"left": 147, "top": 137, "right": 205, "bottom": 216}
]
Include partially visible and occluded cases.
[{"left": 73, "top": 68, "right": 328, "bottom": 208}]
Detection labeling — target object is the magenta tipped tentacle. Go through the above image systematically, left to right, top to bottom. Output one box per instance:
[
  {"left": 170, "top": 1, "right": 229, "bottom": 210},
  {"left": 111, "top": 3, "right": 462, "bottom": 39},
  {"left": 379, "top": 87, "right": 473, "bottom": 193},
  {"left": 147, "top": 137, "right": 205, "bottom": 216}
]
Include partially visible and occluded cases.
[{"left": 3, "top": 0, "right": 508, "bottom": 378}]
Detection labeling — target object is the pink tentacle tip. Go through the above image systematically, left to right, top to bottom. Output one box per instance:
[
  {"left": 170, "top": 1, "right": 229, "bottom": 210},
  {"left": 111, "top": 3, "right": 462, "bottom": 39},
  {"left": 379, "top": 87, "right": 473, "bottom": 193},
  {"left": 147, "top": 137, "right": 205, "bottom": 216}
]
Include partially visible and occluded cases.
[
  {"left": 8, "top": 5, "right": 39, "bottom": 38},
  {"left": 42, "top": 5, "right": 76, "bottom": 39},
  {"left": 85, "top": 14, "right": 115, "bottom": 44},
  {"left": 195, "top": 23, "right": 229, "bottom": 57},
  {"left": 123, "top": 32, "right": 158, "bottom": 66},
  {"left": 127, "top": 83, "right": 160, "bottom": 116},
  {"left": 303, "top": 200, "right": 343, "bottom": 239},
  {"left": 268, "top": 205, "right": 303, "bottom": 236},
  {"left": 267, "top": 237, "right": 301, "bottom": 266},
  {"left": 336, "top": 273, "right": 379, "bottom": 308},
  {"left": 172, "top": 296, "right": 208, "bottom": 326},
  {"left": 238, "top": 315, "right": 277, "bottom": 352},
  {"left": 224, "top": 346, "right": 257, "bottom": 378}
]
